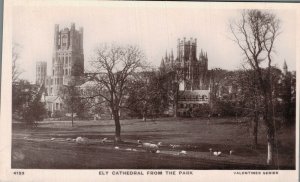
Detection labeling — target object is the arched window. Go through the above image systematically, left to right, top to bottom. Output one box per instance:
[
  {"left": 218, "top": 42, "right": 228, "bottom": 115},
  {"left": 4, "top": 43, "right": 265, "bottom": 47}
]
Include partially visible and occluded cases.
[{"left": 62, "top": 35, "right": 67, "bottom": 47}]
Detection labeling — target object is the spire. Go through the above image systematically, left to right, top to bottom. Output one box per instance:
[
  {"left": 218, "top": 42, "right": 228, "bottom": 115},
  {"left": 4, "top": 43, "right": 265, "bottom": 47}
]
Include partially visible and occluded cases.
[
  {"left": 170, "top": 49, "right": 174, "bottom": 66},
  {"left": 165, "top": 51, "right": 168, "bottom": 60},
  {"left": 160, "top": 57, "right": 165, "bottom": 68},
  {"left": 283, "top": 60, "right": 288, "bottom": 75},
  {"left": 283, "top": 60, "right": 288, "bottom": 69}
]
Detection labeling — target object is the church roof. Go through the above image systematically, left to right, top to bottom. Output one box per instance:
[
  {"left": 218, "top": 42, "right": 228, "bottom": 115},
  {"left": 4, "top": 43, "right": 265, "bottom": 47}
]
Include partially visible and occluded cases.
[
  {"left": 180, "top": 90, "right": 210, "bottom": 96},
  {"left": 45, "top": 95, "right": 63, "bottom": 103}
]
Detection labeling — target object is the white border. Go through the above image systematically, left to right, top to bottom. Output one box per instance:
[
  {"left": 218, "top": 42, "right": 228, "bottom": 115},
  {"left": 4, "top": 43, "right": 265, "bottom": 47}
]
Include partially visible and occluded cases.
[{"left": 1, "top": 1, "right": 299, "bottom": 182}]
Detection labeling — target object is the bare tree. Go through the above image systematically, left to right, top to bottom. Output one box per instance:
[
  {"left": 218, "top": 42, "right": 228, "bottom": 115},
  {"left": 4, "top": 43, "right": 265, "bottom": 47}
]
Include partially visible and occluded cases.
[
  {"left": 230, "top": 10, "right": 280, "bottom": 165},
  {"left": 12, "top": 43, "right": 23, "bottom": 83},
  {"left": 87, "top": 44, "right": 145, "bottom": 142},
  {"left": 160, "top": 63, "right": 188, "bottom": 118},
  {"left": 60, "top": 81, "right": 83, "bottom": 127}
]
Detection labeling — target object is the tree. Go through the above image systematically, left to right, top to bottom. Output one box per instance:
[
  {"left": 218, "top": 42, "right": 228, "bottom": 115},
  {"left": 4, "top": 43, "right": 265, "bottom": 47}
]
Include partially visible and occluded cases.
[
  {"left": 230, "top": 10, "right": 280, "bottom": 165},
  {"left": 12, "top": 43, "right": 23, "bottom": 83},
  {"left": 87, "top": 44, "right": 145, "bottom": 142},
  {"left": 159, "top": 62, "right": 188, "bottom": 117},
  {"left": 279, "top": 63, "right": 294, "bottom": 126},
  {"left": 208, "top": 68, "right": 228, "bottom": 114},
  {"left": 235, "top": 68, "right": 262, "bottom": 147},
  {"left": 126, "top": 70, "right": 164, "bottom": 121},
  {"left": 12, "top": 80, "right": 47, "bottom": 127},
  {"left": 60, "top": 81, "right": 84, "bottom": 127}
]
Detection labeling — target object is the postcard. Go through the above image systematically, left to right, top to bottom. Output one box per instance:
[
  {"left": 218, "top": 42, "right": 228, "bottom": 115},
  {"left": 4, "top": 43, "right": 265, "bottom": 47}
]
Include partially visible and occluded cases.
[{"left": 0, "top": 1, "right": 299, "bottom": 181}]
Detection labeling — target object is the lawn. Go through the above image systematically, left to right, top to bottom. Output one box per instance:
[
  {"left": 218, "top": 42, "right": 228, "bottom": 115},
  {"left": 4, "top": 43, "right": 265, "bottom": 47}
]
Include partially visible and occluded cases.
[{"left": 12, "top": 117, "right": 295, "bottom": 169}]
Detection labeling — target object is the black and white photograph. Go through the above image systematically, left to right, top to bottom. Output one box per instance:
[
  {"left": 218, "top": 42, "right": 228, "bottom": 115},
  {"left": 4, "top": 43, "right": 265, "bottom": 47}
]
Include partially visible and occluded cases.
[{"left": 0, "top": 1, "right": 299, "bottom": 181}]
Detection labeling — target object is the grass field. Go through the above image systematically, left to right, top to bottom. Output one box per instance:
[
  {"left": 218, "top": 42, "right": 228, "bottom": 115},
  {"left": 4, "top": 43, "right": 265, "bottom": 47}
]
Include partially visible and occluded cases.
[{"left": 12, "top": 117, "right": 295, "bottom": 169}]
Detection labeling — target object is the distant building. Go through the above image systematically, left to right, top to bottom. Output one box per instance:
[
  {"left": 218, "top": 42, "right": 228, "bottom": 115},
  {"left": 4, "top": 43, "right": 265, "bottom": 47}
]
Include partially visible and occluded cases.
[
  {"left": 36, "top": 23, "right": 85, "bottom": 115},
  {"left": 45, "top": 23, "right": 84, "bottom": 96},
  {"left": 160, "top": 37, "right": 210, "bottom": 116},
  {"left": 161, "top": 37, "right": 209, "bottom": 91},
  {"left": 36, "top": 61, "right": 47, "bottom": 85}
]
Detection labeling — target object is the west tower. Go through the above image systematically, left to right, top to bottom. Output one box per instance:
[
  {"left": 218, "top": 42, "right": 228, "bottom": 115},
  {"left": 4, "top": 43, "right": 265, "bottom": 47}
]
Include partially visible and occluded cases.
[{"left": 49, "top": 23, "right": 84, "bottom": 95}]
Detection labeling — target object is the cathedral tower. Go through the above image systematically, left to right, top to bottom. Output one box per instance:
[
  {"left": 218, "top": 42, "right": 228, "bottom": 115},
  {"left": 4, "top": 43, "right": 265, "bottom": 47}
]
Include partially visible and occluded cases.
[
  {"left": 50, "top": 23, "right": 84, "bottom": 95},
  {"left": 36, "top": 61, "right": 47, "bottom": 85}
]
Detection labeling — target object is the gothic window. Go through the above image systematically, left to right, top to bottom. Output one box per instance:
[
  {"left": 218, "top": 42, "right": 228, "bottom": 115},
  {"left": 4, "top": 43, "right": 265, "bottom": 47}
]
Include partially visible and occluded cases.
[{"left": 62, "top": 35, "right": 68, "bottom": 47}]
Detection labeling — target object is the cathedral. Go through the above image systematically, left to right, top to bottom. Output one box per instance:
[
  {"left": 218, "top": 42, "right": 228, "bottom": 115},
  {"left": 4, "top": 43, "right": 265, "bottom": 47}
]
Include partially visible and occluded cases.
[
  {"left": 36, "top": 23, "right": 84, "bottom": 114},
  {"left": 160, "top": 37, "right": 210, "bottom": 116},
  {"left": 160, "top": 37, "right": 209, "bottom": 90}
]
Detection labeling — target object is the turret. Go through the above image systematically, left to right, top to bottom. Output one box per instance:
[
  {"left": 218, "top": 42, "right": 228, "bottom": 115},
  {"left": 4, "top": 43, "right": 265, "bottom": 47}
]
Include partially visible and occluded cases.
[
  {"left": 70, "top": 23, "right": 75, "bottom": 49},
  {"left": 54, "top": 24, "right": 59, "bottom": 50},
  {"left": 79, "top": 27, "right": 84, "bottom": 51},
  {"left": 177, "top": 38, "right": 180, "bottom": 59},
  {"left": 189, "top": 45, "right": 193, "bottom": 61},
  {"left": 199, "top": 49, "right": 203, "bottom": 61},
  {"left": 165, "top": 51, "right": 168, "bottom": 63},
  {"left": 160, "top": 57, "right": 165, "bottom": 67}
]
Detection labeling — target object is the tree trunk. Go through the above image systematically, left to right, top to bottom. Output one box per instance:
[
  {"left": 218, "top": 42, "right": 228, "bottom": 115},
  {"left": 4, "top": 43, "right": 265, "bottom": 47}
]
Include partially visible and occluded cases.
[
  {"left": 264, "top": 91, "right": 275, "bottom": 166},
  {"left": 173, "top": 103, "right": 178, "bottom": 118},
  {"left": 113, "top": 109, "right": 121, "bottom": 143},
  {"left": 71, "top": 111, "right": 74, "bottom": 127},
  {"left": 142, "top": 112, "right": 146, "bottom": 122},
  {"left": 252, "top": 113, "right": 258, "bottom": 147},
  {"left": 267, "top": 136, "right": 274, "bottom": 165}
]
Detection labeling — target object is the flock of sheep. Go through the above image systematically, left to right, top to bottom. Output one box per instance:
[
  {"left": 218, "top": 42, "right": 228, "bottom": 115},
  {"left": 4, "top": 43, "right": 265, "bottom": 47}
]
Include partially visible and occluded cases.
[{"left": 31, "top": 136, "right": 234, "bottom": 157}]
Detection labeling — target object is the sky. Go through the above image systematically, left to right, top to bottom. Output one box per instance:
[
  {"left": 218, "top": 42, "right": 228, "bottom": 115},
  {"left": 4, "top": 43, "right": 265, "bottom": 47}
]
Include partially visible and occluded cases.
[{"left": 12, "top": 3, "right": 296, "bottom": 83}]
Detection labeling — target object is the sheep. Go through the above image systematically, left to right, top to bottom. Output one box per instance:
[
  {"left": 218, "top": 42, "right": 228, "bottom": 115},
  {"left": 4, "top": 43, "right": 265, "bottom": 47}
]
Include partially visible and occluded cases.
[
  {"left": 75, "top": 137, "right": 88, "bottom": 144},
  {"left": 51, "top": 138, "right": 55, "bottom": 141},
  {"left": 66, "top": 138, "right": 72, "bottom": 141},
  {"left": 101, "top": 138, "right": 108, "bottom": 143},
  {"left": 138, "top": 140, "right": 159, "bottom": 153},
  {"left": 170, "top": 144, "right": 180, "bottom": 149},
  {"left": 114, "top": 146, "right": 120, "bottom": 150},
  {"left": 125, "top": 148, "right": 132, "bottom": 151},
  {"left": 209, "top": 148, "right": 213, "bottom": 155},
  {"left": 156, "top": 150, "right": 161, "bottom": 154},
  {"left": 179, "top": 150, "right": 187, "bottom": 155},
  {"left": 230, "top": 150, "right": 234, "bottom": 155},
  {"left": 213, "top": 151, "right": 222, "bottom": 156}
]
